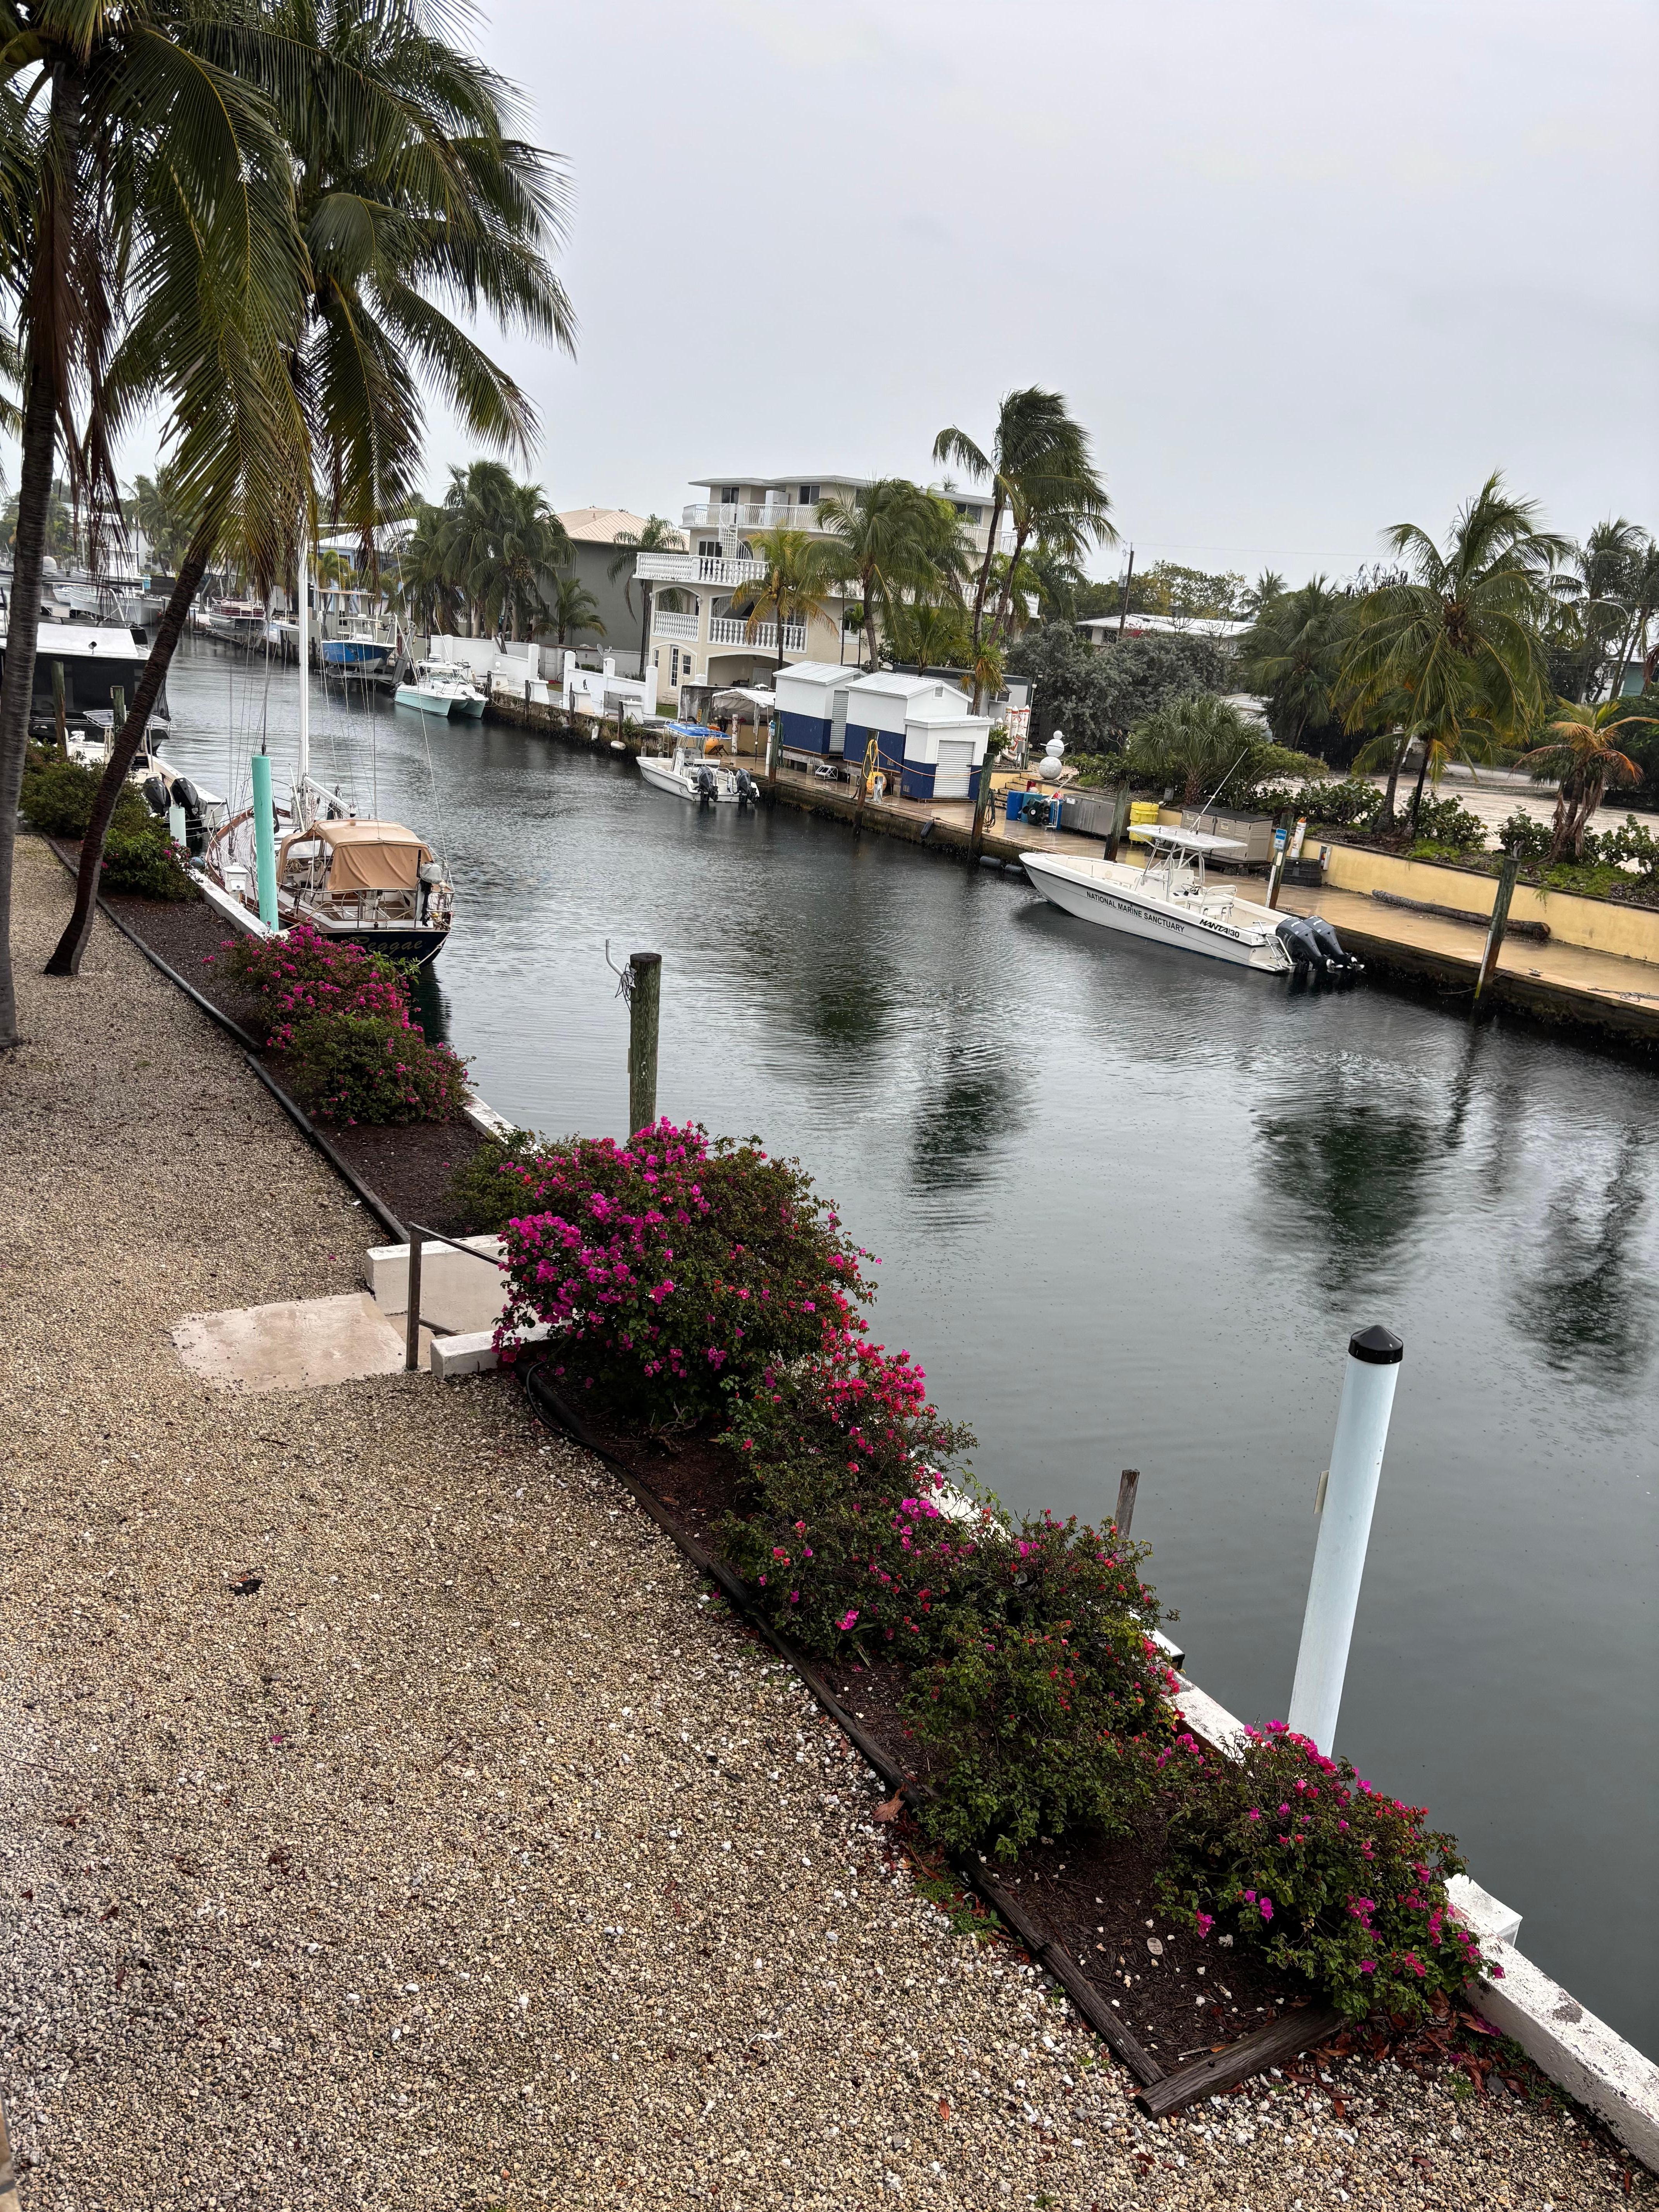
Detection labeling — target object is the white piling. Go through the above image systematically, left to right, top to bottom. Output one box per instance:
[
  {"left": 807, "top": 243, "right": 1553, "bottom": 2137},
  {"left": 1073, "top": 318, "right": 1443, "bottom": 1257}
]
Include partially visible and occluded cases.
[{"left": 1286, "top": 1325, "right": 1404, "bottom": 1755}]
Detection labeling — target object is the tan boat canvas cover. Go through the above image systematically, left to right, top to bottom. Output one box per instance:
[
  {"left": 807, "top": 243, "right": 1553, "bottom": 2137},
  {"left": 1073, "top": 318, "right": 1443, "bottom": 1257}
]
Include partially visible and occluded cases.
[{"left": 280, "top": 819, "right": 432, "bottom": 893}]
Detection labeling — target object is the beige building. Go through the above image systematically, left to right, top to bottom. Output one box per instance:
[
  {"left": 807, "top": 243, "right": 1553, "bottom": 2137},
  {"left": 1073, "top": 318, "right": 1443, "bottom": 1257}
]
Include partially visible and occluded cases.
[{"left": 638, "top": 473, "right": 1012, "bottom": 713}]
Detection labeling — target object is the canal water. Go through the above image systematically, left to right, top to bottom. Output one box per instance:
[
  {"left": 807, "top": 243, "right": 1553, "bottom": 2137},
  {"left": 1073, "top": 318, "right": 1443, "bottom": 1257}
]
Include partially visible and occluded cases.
[{"left": 163, "top": 642, "right": 1659, "bottom": 2057}]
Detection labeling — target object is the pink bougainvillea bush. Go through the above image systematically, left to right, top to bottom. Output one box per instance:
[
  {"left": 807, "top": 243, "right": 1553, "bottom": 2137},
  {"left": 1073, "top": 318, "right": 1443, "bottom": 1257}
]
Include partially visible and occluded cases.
[
  {"left": 213, "top": 924, "right": 469, "bottom": 1123},
  {"left": 495, "top": 1121, "right": 875, "bottom": 1425},
  {"left": 720, "top": 1339, "right": 1176, "bottom": 1859},
  {"left": 1154, "top": 1721, "right": 1486, "bottom": 2024}
]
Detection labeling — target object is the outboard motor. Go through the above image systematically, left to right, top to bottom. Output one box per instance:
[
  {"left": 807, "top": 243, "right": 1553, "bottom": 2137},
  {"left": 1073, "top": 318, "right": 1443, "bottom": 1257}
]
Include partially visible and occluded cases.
[
  {"left": 695, "top": 763, "right": 717, "bottom": 807},
  {"left": 734, "top": 769, "right": 758, "bottom": 808},
  {"left": 141, "top": 773, "right": 169, "bottom": 817},
  {"left": 169, "top": 775, "right": 204, "bottom": 833},
  {"left": 1275, "top": 915, "right": 1325, "bottom": 974},
  {"left": 1305, "top": 916, "right": 1363, "bottom": 975}
]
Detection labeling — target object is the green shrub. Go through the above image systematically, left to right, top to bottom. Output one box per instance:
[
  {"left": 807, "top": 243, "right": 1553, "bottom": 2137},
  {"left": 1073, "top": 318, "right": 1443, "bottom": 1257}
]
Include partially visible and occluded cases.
[
  {"left": 20, "top": 756, "right": 150, "bottom": 839},
  {"left": 1408, "top": 795, "right": 1487, "bottom": 853},
  {"left": 1497, "top": 810, "right": 1551, "bottom": 860},
  {"left": 1589, "top": 814, "right": 1659, "bottom": 881},
  {"left": 101, "top": 821, "right": 196, "bottom": 900},
  {"left": 281, "top": 1008, "right": 471, "bottom": 1125},
  {"left": 498, "top": 1122, "right": 875, "bottom": 1427},
  {"left": 445, "top": 1127, "right": 548, "bottom": 1234},
  {"left": 720, "top": 1343, "right": 1173, "bottom": 1859},
  {"left": 1155, "top": 1722, "right": 1485, "bottom": 2025}
]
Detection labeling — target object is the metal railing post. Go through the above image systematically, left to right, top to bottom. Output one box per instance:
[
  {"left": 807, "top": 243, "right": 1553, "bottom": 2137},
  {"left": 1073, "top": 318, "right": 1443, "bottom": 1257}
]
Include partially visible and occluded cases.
[{"left": 404, "top": 1233, "right": 423, "bottom": 1372}]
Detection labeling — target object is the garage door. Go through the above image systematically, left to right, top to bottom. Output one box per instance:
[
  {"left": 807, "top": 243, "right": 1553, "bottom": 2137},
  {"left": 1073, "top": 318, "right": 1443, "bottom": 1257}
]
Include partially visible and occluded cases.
[{"left": 934, "top": 738, "right": 973, "bottom": 799}]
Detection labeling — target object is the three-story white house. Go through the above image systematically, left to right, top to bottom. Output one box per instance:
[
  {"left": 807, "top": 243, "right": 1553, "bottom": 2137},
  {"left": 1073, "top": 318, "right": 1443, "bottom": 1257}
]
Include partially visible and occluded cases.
[{"left": 636, "top": 473, "right": 1013, "bottom": 713}]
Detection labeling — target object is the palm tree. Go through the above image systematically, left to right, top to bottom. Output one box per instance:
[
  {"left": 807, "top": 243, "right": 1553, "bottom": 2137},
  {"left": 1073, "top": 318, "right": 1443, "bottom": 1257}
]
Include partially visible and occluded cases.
[
  {"left": 1, "top": 0, "right": 311, "bottom": 1025},
  {"left": 37, "top": 0, "right": 577, "bottom": 985},
  {"left": 256, "top": 0, "right": 575, "bottom": 555},
  {"left": 932, "top": 388, "right": 1116, "bottom": 709},
  {"left": 129, "top": 464, "right": 193, "bottom": 570},
  {"left": 1341, "top": 473, "right": 1563, "bottom": 838},
  {"left": 494, "top": 478, "right": 568, "bottom": 641},
  {"left": 815, "top": 480, "right": 938, "bottom": 671},
  {"left": 393, "top": 498, "right": 464, "bottom": 636},
  {"left": 606, "top": 514, "right": 682, "bottom": 683},
  {"left": 1553, "top": 519, "right": 1649, "bottom": 702},
  {"left": 730, "top": 528, "right": 836, "bottom": 678},
  {"left": 1025, "top": 539, "right": 1087, "bottom": 625},
  {"left": 549, "top": 573, "right": 605, "bottom": 651},
  {"left": 1238, "top": 578, "right": 1354, "bottom": 750},
  {"left": 884, "top": 598, "right": 970, "bottom": 672},
  {"left": 1126, "top": 694, "right": 1265, "bottom": 806},
  {"left": 1515, "top": 699, "right": 1656, "bottom": 862}
]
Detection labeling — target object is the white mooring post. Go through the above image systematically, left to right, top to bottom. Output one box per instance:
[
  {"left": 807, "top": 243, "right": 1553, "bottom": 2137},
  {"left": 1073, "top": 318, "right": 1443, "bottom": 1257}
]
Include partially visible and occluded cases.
[{"left": 1286, "top": 1325, "right": 1405, "bottom": 1755}]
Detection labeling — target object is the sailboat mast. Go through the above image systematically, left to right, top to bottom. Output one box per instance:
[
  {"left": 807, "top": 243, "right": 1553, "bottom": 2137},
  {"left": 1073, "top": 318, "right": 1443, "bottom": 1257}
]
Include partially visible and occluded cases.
[{"left": 297, "top": 535, "right": 310, "bottom": 789}]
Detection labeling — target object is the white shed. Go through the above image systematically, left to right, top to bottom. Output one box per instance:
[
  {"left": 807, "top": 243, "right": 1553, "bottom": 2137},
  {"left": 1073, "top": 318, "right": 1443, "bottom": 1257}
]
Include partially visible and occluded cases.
[
  {"left": 774, "top": 661, "right": 859, "bottom": 757},
  {"left": 898, "top": 688, "right": 993, "bottom": 803}
]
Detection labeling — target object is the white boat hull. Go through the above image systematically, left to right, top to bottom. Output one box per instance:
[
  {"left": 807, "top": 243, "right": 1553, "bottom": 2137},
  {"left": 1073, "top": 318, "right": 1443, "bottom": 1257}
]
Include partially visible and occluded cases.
[
  {"left": 396, "top": 683, "right": 486, "bottom": 718},
  {"left": 637, "top": 755, "right": 738, "bottom": 802},
  {"left": 1022, "top": 852, "right": 1291, "bottom": 973}
]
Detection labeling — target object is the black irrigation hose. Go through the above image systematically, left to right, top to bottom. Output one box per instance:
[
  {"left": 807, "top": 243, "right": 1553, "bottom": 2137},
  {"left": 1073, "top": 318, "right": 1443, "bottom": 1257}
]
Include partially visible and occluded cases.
[
  {"left": 38, "top": 837, "right": 408, "bottom": 1245},
  {"left": 519, "top": 1360, "right": 1166, "bottom": 2087}
]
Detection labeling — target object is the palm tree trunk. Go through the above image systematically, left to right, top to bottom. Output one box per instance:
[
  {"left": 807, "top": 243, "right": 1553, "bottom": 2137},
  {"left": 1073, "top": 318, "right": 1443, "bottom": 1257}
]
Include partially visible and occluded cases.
[
  {"left": 0, "top": 343, "right": 63, "bottom": 1046},
  {"left": 967, "top": 489, "right": 1004, "bottom": 675},
  {"left": 975, "top": 524, "right": 1029, "bottom": 714},
  {"left": 46, "top": 527, "right": 215, "bottom": 976},
  {"left": 862, "top": 568, "right": 878, "bottom": 674},
  {"left": 1377, "top": 732, "right": 1408, "bottom": 828},
  {"left": 1406, "top": 737, "right": 1434, "bottom": 835},
  {"left": 1570, "top": 771, "right": 1607, "bottom": 862}
]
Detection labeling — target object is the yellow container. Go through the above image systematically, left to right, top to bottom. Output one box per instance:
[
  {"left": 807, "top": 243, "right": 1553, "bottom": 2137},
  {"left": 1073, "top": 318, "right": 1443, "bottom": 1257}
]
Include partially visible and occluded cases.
[{"left": 1128, "top": 800, "right": 1161, "bottom": 824}]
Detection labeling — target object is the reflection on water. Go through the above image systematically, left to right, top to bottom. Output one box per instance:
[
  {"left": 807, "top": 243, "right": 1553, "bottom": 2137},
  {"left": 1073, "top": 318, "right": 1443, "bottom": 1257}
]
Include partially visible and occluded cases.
[
  {"left": 153, "top": 639, "right": 1659, "bottom": 2058},
  {"left": 1514, "top": 1133, "right": 1652, "bottom": 1378}
]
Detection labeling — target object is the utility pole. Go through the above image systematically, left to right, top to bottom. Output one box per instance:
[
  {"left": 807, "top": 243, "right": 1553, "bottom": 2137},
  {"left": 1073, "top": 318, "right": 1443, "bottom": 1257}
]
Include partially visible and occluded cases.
[{"left": 1115, "top": 547, "right": 1136, "bottom": 642}]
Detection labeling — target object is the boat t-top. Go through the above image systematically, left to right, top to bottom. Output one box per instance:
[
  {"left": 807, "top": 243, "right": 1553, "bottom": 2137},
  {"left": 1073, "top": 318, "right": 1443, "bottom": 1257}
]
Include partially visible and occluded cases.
[
  {"left": 197, "top": 542, "right": 454, "bottom": 965},
  {"left": 395, "top": 658, "right": 487, "bottom": 718},
  {"left": 1022, "top": 821, "right": 1359, "bottom": 977}
]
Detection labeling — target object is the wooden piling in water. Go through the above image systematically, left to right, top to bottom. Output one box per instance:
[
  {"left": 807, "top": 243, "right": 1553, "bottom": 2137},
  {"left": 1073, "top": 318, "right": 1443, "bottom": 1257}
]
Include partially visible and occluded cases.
[
  {"left": 1474, "top": 850, "right": 1520, "bottom": 1004},
  {"left": 628, "top": 951, "right": 662, "bottom": 1133},
  {"left": 1115, "top": 1467, "right": 1140, "bottom": 1537}
]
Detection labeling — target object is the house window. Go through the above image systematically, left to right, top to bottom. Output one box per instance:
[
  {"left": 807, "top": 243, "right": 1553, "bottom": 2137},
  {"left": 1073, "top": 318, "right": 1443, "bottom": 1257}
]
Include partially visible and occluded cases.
[
  {"left": 799, "top": 483, "right": 819, "bottom": 505},
  {"left": 718, "top": 485, "right": 740, "bottom": 505},
  {"left": 697, "top": 539, "right": 721, "bottom": 560},
  {"left": 670, "top": 648, "right": 680, "bottom": 685}
]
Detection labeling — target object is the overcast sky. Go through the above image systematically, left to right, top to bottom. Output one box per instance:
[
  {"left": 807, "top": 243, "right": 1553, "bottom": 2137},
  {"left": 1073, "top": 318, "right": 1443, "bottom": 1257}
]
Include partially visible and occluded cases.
[{"left": 13, "top": 0, "right": 1657, "bottom": 587}]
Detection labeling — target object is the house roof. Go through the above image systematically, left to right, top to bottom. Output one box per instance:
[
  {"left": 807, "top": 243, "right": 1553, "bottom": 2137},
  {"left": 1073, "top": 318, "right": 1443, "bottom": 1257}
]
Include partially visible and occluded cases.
[
  {"left": 556, "top": 508, "right": 683, "bottom": 548},
  {"left": 1077, "top": 610, "right": 1250, "bottom": 642}
]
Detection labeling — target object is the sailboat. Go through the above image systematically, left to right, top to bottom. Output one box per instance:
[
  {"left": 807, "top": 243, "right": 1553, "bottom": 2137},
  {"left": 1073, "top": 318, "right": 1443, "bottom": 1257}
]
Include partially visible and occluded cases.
[{"left": 196, "top": 541, "right": 455, "bottom": 965}]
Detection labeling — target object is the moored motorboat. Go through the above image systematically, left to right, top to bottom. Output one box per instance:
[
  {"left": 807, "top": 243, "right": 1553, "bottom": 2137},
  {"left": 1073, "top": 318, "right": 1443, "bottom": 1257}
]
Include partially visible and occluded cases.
[
  {"left": 395, "top": 659, "right": 487, "bottom": 717},
  {"left": 636, "top": 738, "right": 758, "bottom": 806},
  {"left": 1021, "top": 824, "right": 1360, "bottom": 977}
]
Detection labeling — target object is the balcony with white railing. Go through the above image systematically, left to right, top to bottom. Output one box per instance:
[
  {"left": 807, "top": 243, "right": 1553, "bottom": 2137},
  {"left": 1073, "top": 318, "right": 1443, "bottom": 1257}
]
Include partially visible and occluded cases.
[
  {"left": 683, "top": 501, "right": 823, "bottom": 533},
  {"left": 636, "top": 551, "right": 767, "bottom": 588},
  {"left": 651, "top": 606, "right": 700, "bottom": 641},
  {"left": 708, "top": 617, "right": 806, "bottom": 653}
]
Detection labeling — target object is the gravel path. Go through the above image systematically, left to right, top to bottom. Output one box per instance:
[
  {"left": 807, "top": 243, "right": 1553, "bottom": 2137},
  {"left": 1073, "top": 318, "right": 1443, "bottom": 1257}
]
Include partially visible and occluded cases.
[{"left": 0, "top": 833, "right": 1648, "bottom": 2211}]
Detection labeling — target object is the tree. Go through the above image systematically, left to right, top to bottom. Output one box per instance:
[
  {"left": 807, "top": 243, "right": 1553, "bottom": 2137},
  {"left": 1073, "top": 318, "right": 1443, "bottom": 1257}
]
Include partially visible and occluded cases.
[
  {"left": 0, "top": 0, "right": 311, "bottom": 1030},
  {"left": 41, "top": 0, "right": 576, "bottom": 982},
  {"left": 259, "top": 0, "right": 575, "bottom": 555},
  {"left": 933, "top": 387, "right": 1116, "bottom": 710},
  {"left": 424, "top": 460, "right": 567, "bottom": 638},
  {"left": 129, "top": 464, "right": 193, "bottom": 570},
  {"left": 1341, "top": 473, "right": 1563, "bottom": 837},
  {"left": 815, "top": 480, "right": 939, "bottom": 671},
  {"left": 394, "top": 499, "right": 463, "bottom": 636},
  {"left": 607, "top": 514, "right": 682, "bottom": 680},
  {"left": 1553, "top": 519, "right": 1649, "bottom": 702},
  {"left": 729, "top": 528, "right": 836, "bottom": 678},
  {"left": 1024, "top": 539, "right": 1087, "bottom": 625},
  {"left": 1127, "top": 559, "right": 1249, "bottom": 621},
  {"left": 548, "top": 573, "right": 604, "bottom": 650},
  {"left": 1238, "top": 578, "right": 1356, "bottom": 752},
  {"left": 882, "top": 598, "right": 971, "bottom": 672},
  {"left": 1006, "top": 623, "right": 1229, "bottom": 754},
  {"left": 1125, "top": 693, "right": 1270, "bottom": 806},
  {"left": 1515, "top": 699, "right": 1655, "bottom": 861}
]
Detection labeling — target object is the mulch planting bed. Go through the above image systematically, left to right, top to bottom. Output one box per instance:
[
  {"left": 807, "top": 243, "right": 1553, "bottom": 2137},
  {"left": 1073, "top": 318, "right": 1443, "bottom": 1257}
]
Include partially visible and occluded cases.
[
  {"left": 72, "top": 860, "right": 492, "bottom": 1235},
  {"left": 535, "top": 1390, "right": 1324, "bottom": 2082}
]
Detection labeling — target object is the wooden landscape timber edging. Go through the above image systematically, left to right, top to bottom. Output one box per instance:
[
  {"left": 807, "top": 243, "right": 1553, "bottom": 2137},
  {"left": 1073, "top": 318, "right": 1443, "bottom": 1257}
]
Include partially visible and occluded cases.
[{"left": 518, "top": 1361, "right": 1356, "bottom": 2112}]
